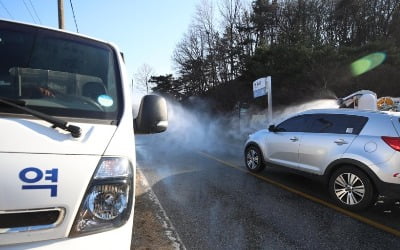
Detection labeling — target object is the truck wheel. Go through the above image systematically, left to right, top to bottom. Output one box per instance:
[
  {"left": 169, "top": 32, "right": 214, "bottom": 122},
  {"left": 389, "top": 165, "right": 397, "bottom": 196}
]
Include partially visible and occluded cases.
[
  {"left": 245, "top": 145, "right": 265, "bottom": 173},
  {"left": 328, "top": 166, "right": 375, "bottom": 211}
]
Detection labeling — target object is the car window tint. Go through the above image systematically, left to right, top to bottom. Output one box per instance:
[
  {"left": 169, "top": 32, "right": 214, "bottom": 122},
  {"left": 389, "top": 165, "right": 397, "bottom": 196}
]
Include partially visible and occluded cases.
[
  {"left": 308, "top": 114, "right": 367, "bottom": 134},
  {"left": 276, "top": 115, "right": 308, "bottom": 132}
]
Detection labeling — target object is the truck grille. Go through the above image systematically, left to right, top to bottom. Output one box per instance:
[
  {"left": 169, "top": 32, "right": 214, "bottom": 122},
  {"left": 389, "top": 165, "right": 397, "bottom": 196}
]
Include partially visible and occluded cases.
[{"left": 0, "top": 208, "right": 65, "bottom": 233}]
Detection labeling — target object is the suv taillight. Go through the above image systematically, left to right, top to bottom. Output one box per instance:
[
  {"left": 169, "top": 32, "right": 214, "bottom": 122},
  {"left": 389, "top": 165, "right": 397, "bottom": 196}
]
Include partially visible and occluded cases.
[{"left": 382, "top": 136, "right": 400, "bottom": 151}]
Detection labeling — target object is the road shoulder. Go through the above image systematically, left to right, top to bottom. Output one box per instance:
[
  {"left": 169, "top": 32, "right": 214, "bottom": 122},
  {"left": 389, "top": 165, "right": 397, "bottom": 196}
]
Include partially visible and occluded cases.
[{"left": 132, "top": 169, "right": 186, "bottom": 250}]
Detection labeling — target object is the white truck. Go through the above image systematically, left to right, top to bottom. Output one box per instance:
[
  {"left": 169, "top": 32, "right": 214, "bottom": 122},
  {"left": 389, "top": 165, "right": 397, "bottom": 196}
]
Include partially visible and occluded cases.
[{"left": 0, "top": 20, "right": 167, "bottom": 249}]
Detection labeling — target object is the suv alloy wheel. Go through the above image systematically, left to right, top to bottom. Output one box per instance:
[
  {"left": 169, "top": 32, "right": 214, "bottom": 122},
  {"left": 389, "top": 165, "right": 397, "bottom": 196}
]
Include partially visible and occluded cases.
[
  {"left": 245, "top": 145, "right": 265, "bottom": 173},
  {"left": 328, "top": 166, "right": 375, "bottom": 211}
]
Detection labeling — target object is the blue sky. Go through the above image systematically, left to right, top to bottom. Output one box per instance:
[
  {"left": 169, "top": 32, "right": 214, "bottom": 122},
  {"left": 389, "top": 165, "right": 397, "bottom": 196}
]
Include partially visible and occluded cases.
[{"left": 0, "top": 0, "right": 200, "bottom": 80}]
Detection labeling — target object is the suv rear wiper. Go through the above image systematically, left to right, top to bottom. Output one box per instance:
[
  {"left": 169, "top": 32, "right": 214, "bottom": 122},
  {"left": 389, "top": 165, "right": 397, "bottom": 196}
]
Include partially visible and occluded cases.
[{"left": 0, "top": 97, "right": 82, "bottom": 138}]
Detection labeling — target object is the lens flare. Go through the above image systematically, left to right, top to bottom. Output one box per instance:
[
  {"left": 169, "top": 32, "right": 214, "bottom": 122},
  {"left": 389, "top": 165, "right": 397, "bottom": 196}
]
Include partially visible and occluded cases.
[{"left": 350, "top": 52, "right": 386, "bottom": 76}]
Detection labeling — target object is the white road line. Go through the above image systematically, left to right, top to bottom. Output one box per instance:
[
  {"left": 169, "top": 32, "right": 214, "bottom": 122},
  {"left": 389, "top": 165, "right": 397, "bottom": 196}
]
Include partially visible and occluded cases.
[{"left": 137, "top": 168, "right": 187, "bottom": 250}]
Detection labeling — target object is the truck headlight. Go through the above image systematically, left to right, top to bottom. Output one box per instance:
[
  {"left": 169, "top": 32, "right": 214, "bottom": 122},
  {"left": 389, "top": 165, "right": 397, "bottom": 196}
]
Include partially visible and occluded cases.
[
  {"left": 69, "top": 157, "right": 133, "bottom": 237},
  {"left": 88, "top": 183, "right": 129, "bottom": 220}
]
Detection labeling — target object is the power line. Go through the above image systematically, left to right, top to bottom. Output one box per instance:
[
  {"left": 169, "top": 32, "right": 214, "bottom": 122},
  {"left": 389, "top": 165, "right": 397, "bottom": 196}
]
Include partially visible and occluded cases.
[
  {"left": 0, "top": 0, "right": 14, "bottom": 19},
  {"left": 22, "top": 0, "right": 37, "bottom": 24},
  {"left": 28, "top": 0, "right": 42, "bottom": 24},
  {"left": 69, "top": 0, "right": 79, "bottom": 33}
]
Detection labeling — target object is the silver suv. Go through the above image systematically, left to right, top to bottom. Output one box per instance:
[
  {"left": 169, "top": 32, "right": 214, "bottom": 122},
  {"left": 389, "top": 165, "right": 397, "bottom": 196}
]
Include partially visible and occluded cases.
[{"left": 244, "top": 108, "right": 400, "bottom": 210}]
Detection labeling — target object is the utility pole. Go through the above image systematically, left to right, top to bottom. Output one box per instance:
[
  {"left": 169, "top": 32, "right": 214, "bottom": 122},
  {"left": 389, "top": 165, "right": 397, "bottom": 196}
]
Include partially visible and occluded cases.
[{"left": 58, "top": 0, "right": 64, "bottom": 29}]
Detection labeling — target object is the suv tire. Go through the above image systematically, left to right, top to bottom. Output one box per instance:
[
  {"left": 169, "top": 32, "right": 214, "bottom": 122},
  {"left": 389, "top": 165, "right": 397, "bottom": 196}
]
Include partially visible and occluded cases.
[
  {"left": 245, "top": 145, "right": 265, "bottom": 173},
  {"left": 329, "top": 166, "right": 375, "bottom": 211}
]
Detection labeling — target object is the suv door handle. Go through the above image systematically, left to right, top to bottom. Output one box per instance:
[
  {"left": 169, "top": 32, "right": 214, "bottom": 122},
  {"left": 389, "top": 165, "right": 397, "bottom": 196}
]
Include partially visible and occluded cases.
[
  {"left": 290, "top": 137, "right": 298, "bottom": 142},
  {"left": 334, "top": 139, "right": 348, "bottom": 145}
]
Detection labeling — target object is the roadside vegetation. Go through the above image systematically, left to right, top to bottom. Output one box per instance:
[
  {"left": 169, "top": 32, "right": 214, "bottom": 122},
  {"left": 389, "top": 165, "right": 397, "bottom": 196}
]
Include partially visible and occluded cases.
[{"left": 149, "top": 0, "right": 400, "bottom": 112}]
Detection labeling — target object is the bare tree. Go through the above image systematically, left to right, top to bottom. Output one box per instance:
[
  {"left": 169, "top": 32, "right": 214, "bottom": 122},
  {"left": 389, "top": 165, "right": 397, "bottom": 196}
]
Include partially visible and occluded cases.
[
  {"left": 195, "top": 0, "right": 220, "bottom": 87},
  {"left": 219, "top": 0, "right": 243, "bottom": 80},
  {"left": 173, "top": 25, "right": 209, "bottom": 95},
  {"left": 134, "top": 63, "right": 154, "bottom": 94}
]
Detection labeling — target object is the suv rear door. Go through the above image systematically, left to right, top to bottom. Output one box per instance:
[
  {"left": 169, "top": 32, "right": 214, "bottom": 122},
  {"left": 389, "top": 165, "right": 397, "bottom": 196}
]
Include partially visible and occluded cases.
[{"left": 298, "top": 114, "right": 368, "bottom": 174}]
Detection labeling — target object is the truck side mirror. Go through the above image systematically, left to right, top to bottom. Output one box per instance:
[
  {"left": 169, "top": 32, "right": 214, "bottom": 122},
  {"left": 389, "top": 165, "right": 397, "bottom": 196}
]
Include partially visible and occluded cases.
[{"left": 134, "top": 95, "right": 168, "bottom": 134}]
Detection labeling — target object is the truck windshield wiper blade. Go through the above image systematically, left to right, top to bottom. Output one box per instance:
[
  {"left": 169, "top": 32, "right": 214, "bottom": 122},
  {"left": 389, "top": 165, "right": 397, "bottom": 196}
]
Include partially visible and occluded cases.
[
  {"left": 0, "top": 97, "right": 82, "bottom": 138},
  {"left": 0, "top": 97, "right": 27, "bottom": 106}
]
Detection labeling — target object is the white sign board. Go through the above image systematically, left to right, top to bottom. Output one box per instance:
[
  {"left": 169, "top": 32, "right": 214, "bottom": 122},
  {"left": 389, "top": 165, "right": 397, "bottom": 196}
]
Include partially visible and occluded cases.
[
  {"left": 252, "top": 76, "right": 272, "bottom": 123},
  {"left": 253, "top": 77, "right": 270, "bottom": 98}
]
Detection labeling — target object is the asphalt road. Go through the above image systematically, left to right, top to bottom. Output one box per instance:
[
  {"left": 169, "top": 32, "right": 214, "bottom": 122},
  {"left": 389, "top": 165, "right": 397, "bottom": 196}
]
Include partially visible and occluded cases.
[{"left": 135, "top": 134, "right": 400, "bottom": 249}]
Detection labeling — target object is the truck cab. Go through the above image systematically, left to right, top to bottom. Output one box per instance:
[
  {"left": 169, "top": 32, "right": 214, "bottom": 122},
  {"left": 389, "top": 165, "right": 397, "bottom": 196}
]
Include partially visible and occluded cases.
[{"left": 0, "top": 20, "right": 167, "bottom": 249}]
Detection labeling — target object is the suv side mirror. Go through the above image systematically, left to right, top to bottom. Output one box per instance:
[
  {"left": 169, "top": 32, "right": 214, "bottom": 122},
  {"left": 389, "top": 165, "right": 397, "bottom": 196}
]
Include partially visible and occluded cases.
[
  {"left": 134, "top": 95, "right": 168, "bottom": 134},
  {"left": 268, "top": 124, "right": 277, "bottom": 132}
]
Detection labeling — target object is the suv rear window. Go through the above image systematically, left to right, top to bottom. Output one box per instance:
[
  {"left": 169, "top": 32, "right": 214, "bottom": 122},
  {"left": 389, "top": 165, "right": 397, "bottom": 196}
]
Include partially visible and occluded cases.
[{"left": 307, "top": 114, "right": 368, "bottom": 135}]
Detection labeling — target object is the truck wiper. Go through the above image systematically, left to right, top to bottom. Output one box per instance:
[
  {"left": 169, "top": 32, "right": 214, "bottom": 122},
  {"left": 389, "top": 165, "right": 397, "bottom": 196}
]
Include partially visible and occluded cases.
[
  {"left": 0, "top": 97, "right": 82, "bottom": 138},
  {"left": 0, "top": 97, "right": 27, "bottom": 106}
]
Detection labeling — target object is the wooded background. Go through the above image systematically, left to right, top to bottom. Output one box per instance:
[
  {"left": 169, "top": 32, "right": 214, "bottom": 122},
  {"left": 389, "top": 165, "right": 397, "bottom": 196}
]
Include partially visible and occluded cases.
[{"left": 148, "top": 0, "right": 400, "bottom": 113}]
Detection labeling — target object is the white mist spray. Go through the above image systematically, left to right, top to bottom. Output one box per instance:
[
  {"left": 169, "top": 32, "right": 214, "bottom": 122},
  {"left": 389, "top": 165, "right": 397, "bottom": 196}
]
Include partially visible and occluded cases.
[{"left": 136, "top": 97, "right": 339, "bottom": 155}]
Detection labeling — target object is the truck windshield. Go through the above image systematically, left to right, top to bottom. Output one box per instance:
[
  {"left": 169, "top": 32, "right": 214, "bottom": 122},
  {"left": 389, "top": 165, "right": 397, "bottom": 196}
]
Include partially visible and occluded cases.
[{"left": 0, "top": 21, "right": 121, "bottom": 122}]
